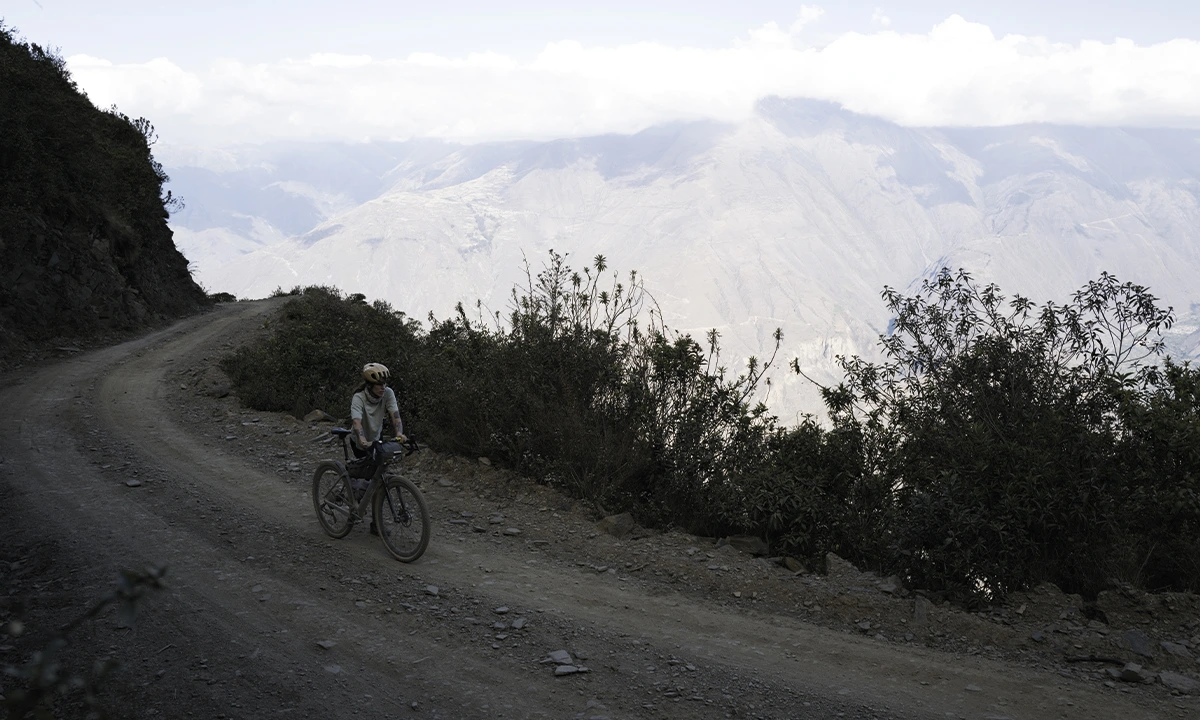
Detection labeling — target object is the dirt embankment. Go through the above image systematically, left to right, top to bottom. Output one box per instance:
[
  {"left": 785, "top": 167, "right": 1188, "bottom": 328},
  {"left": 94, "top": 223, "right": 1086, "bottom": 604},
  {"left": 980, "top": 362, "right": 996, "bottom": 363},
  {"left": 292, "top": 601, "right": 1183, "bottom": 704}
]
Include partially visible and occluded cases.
[{"left": 2, "top": 299, "right": 1198, "bottom": 720}]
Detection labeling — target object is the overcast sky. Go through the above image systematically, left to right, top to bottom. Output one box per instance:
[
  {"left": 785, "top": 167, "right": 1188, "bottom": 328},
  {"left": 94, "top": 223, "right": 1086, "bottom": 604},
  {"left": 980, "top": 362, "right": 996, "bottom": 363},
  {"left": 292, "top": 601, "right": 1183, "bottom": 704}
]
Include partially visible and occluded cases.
[{"left": 6, "top": 1, "right": 1200, "bottom": 146}]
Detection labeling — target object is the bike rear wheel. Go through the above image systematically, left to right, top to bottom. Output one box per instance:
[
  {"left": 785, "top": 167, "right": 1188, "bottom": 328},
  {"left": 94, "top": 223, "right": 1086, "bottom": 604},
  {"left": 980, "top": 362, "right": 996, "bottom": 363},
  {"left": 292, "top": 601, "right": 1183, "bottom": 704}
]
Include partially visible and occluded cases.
[
  {"left": 312, "top": 461, "right": 354, "bottom": 539},
  {"left": 373, "top": 475, "right": 430, "bottom": 562}
]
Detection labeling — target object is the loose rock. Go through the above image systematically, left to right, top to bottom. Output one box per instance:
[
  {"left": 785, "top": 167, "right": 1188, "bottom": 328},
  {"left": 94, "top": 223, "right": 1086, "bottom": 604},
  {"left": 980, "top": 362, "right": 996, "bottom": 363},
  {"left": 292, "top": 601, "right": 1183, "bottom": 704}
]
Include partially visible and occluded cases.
[
  {"left": 595, "top": 513, "right": 638, "bottom": 539},
  {"left": 1123, "top": 629, "right": 1156, "bottom": 658},
  {"left": 1159, "top": 671, "right": 1200, "bottom": 694}
]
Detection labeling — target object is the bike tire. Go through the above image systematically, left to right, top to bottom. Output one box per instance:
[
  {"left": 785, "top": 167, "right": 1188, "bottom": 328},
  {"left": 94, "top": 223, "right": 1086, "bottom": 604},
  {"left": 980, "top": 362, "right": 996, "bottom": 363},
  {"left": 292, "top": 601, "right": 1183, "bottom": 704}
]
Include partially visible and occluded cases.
[
  {"left": 312, "top": 461, "right": 354, "bottom": 539},
  {"left": 373, "top": 475, "right": 430, "bottom": 562}
]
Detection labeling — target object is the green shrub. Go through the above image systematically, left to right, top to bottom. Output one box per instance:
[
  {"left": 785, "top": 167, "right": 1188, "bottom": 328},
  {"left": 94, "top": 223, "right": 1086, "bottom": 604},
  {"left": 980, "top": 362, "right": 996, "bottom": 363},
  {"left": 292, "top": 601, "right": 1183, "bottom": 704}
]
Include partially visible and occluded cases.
[
  {"left": 408, "top": 251, "right": 781, "bottom": 533},
  {"left": 223, "top": 253, "right": 781, "bottom": 535},
  {"left": 222, "top": 260, "right": 1200, "bottom": 600},
  {"left": 813, "top": 269, "right": 1189, "bottom": 599},
  {"left": 220, "top": 286, "right": 420, "bottom": 420},
  {"left": 1111, "top": 359, "right": 1200, "bottom": 591}
]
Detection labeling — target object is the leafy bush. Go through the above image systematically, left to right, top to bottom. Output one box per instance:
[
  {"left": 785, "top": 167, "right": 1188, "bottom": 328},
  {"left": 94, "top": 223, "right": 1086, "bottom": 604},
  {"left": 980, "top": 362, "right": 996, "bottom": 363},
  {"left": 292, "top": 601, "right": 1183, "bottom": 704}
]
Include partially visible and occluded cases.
[
  {"left": 224, "top": 253, "right": 780, "bottom": 535},
  {"left": 223, "top": 260, "right": 1200, "bottom": 600},
  {"left": 812, "top": 269, "right": 1193, "bottom": 598},
  {"left": 220, "top": 286, "right": 421, "bottom": 420},
  {"left": 1111, "top": 359, "right": 1200, "bottom": 591}
]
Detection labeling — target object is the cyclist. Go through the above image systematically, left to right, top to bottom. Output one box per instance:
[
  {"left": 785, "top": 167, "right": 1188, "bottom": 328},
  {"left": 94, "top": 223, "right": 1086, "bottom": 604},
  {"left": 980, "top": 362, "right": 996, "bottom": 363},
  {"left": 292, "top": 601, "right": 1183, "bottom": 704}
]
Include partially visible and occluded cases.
[
  {"left": 351, "top": 362, "right": 406, "bottom": 458},
  {"left": 350, "top": 363, "right": 405, "bottom": 534}
]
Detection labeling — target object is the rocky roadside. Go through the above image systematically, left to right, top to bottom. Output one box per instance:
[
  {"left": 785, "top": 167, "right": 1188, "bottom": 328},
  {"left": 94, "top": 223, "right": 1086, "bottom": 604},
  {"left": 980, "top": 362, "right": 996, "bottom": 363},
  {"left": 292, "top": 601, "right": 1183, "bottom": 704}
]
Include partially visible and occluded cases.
[{"left": 158, "top": 311, "right": 1200, "bottom": 716}]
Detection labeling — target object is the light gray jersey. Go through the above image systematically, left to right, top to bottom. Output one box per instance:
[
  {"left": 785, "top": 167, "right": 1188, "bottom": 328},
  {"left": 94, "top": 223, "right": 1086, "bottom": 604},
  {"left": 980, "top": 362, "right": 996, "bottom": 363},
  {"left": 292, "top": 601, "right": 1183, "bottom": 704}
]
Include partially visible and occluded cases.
[{"left": 350, "top": 386, "right": 399, "bottom": 450}]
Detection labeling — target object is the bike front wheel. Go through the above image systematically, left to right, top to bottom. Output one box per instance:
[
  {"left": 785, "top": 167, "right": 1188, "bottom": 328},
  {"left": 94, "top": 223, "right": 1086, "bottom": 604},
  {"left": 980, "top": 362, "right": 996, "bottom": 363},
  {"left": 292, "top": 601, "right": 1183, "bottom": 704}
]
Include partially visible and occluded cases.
[
  {"left": 312, "top": 461, "right": 354, "bottom": 539},
  {"left": 373, "top": 475, "right": 430, "bottom": 562}
]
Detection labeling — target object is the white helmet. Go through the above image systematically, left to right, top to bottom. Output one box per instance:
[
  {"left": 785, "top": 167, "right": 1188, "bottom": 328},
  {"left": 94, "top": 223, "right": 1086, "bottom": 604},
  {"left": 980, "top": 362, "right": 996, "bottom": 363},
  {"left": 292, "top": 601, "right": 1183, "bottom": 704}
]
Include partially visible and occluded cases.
[{"left": 362, "top": 362, "right": 391, "bottom": 384}]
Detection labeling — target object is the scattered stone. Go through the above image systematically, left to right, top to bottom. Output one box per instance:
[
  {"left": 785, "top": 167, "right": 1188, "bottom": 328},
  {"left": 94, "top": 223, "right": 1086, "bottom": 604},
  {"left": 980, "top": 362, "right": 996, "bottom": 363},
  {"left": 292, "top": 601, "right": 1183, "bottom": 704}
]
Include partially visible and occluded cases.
[
  {"left": 303, "top": 410, "right": 336, "bottom": 423},
  {"left": 478, "top": 457, "right": 491, "bottom": 466},
  {"left": 436, "top": 478, "right": 454, "bottom": 488},
  {"left": 124, "top": 479, "right": 143, "bottom": 487},
  {"left": 459, "top": 511, "right": 474, "bottom": 518},
  {"left": 595, "top": 512, "right": 639, "bottom": 539},
  {"left": 488, "top": 515, "right": 504, "bottom": 524},
  {"left": 503, "top": 527, "right": 521, "bottom": 536},
  {"left": 782, "top": 557, "right": 806, "bottom": 574},
  {"left": 424, "top": 585, "right": 439, "bottom": 597},
  {"left": 493, "top": 606, "right": 509, "bottom": 615},
  {"left": 512, "top": 618, "right": 527, "bottom": 630},
  {"left": 857, "top": 621, "right": 872, "bottom": 632},
  {"left": 1123, "top": 629, "right": 1156, "bottom": 658},
  {"left": 1030, "top": 631, "right": 1046, "bottom": 643},
  {"left": 316, "top": 640, "right": 336, "bottom": 650},
  {"left": 1161, "top": 641, "right": 1194, "bottom": 660},
  {"left": 545, "top": 650, "right": 573, "bottom": 665},
  {"left": 1115, "top": 663, "right": 1155, "bottom": 684},
  {"left": 324, "top": 665, "right": 341, "bottom": 674},
  {"left": 554, "top": 665, "right": 582, "bottom": 676},
  {"left": 1158, "top": 671, "right": 1200, "bottom": 694},
  {"left": 964, "top": 684, "right": 982, "bottom": 692}
]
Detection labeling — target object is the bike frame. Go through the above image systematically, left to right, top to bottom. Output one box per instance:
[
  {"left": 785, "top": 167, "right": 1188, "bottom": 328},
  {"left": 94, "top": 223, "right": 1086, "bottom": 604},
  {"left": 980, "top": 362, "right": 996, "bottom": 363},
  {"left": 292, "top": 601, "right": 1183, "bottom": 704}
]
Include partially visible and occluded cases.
[{"left": 324, "top": 433, "right": 413, "bottom": 524}]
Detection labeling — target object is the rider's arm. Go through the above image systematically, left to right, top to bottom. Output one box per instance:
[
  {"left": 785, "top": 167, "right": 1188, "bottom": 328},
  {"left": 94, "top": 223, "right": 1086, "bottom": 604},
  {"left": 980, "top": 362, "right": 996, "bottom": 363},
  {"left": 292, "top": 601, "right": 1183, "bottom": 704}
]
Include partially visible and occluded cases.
[
  {"left": 385, "top": 388, "right": 404, "bottom": 440},
  {"left": 351, "top": 417, "right": 371, "bottom": 448}
]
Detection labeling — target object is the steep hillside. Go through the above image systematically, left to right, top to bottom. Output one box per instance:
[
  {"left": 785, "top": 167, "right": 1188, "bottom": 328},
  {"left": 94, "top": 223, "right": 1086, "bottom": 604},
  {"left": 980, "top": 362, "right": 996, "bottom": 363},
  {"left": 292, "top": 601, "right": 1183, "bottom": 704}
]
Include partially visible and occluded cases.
[{"left": 0, "top": 25, "right": 208, "bottom": 364}]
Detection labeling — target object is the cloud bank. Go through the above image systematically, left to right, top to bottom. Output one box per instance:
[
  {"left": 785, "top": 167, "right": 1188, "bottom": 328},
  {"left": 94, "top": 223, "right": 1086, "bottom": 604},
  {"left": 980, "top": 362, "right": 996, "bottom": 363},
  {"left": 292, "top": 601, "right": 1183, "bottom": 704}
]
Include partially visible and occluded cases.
[{"left": 66, "top": 14, "right": 1200, "bottom": 146}]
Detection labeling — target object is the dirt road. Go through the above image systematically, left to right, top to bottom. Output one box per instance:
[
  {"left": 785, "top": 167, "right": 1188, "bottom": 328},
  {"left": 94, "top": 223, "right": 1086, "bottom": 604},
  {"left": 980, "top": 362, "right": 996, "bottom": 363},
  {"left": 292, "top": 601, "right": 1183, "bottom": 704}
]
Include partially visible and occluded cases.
[{"left": 0, "top": 301, "right": 1189, "bottom": 719}]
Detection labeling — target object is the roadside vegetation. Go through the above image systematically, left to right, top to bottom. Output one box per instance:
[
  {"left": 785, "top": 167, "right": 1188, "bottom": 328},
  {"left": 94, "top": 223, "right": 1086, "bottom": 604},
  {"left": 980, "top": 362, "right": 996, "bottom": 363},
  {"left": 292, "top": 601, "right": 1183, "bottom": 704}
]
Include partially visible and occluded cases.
[{"left": 222, "top": 256, "right": 1200, "bottom": 603}]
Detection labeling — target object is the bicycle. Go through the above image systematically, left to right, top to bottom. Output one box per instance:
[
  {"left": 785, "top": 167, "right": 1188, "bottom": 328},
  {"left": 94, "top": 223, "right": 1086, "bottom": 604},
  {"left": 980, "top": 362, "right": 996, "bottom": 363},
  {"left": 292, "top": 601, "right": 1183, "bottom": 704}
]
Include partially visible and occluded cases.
[{"left": 312, "top": 429, "right": 431, "bottom": 562}]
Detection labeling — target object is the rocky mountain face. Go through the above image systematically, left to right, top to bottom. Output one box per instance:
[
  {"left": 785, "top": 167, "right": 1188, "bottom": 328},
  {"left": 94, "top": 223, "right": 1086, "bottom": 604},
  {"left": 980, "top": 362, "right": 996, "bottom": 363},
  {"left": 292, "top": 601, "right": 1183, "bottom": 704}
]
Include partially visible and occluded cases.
[
  {"left": 0, "top": 27, "right": 208, "bottom": 365},
  {"left": 166, "top": 98, "right": 1200, "bottom": 417}
]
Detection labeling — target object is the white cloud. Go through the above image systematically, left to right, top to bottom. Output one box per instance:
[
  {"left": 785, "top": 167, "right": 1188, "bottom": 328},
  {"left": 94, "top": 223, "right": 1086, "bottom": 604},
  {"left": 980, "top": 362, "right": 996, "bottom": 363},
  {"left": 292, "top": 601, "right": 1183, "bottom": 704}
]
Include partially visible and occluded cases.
[
  {"left": 790, "top": 5, "right": 826, "bottom": 34},
  {"left": 871, "top": 8, "right": 891, "bottom": 27},
  {"left": 65, "top": 14, "right": 1200, "bottom": 146}
]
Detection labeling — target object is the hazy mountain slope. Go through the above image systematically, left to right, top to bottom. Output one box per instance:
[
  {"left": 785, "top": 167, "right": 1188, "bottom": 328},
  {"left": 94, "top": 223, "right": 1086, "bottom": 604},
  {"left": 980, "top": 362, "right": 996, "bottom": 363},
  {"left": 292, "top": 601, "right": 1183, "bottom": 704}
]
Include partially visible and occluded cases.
[{"left": 170, "top": 99, "right": 1200, "bottom": 417}]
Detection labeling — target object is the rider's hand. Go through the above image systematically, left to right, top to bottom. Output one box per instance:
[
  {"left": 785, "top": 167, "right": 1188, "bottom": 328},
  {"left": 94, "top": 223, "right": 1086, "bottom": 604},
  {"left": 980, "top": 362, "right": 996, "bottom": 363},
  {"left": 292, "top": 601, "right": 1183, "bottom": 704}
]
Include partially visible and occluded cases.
[{"left": 395, "top": 434, "right": 407, "bottom": 444}]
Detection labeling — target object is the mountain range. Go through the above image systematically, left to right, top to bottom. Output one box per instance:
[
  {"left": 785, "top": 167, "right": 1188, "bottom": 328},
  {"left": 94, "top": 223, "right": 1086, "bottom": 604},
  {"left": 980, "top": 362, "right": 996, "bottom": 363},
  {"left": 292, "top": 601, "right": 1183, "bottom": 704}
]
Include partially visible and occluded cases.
[{"left": 163, "top": 97, "right": 1200, "bottom": 418}]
